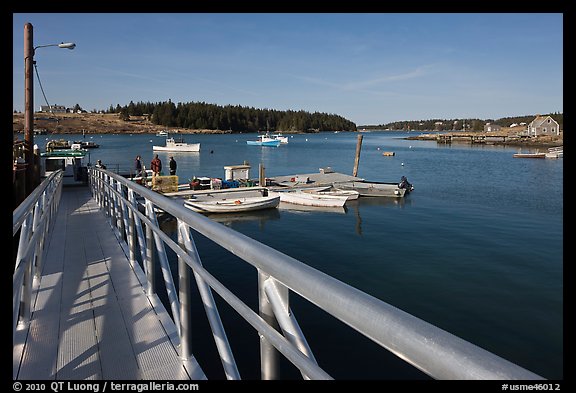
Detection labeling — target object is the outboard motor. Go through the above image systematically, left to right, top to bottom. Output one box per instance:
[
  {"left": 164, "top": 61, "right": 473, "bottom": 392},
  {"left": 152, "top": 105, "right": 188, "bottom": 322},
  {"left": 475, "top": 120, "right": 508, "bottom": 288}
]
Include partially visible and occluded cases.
[{"left": 398, "top": 176, "right": 414, "bottom": 192}]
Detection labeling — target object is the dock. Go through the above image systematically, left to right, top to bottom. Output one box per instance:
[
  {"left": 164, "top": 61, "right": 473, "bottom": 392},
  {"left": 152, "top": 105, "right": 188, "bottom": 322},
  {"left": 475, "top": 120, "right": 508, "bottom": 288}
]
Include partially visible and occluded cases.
[
  {"left": 165, "top": 170, "right": 364, "bottom": 199},
  {"left": 269, "top": 170, "right": 363, "bottom": 188}
]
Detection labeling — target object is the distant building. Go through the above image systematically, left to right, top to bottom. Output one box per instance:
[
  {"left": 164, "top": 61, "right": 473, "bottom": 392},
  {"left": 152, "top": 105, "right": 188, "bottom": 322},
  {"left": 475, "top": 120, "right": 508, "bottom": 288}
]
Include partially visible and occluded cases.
[
  {"left": 39, "top": 105, "right": 66, "bottom": 113},
  {"left": 527, "top": 115, "right": 560, "bottom": 136},
  {"left": 484, "top": 123, "right": 502, "bottom": 132}
]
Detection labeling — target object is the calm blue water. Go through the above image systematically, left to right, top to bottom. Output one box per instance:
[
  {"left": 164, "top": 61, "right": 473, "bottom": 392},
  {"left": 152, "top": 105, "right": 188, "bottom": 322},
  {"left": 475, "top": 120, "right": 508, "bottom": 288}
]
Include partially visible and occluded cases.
[{"left": 47, "top": 131, "right": 563, "bottom": 380}]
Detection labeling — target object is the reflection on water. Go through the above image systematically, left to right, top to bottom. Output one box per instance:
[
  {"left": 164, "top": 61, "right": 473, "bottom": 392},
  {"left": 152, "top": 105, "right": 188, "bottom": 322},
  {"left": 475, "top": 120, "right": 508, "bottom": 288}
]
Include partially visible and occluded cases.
[
  {"left": 157, "top": 195, "right": 413, "bottom": 238},
  {"left": 354, "top": 195, "right": 411, "bottom": 208},
  {"left": 348, "top": 196, "right": 410, "bottom": 236},
  {"left": 277, "top": 201, "right": 347, "bottom": 215},
  {"left": 158, "top": 206, "right": 281, "bottom": 233},
  {"left": 206, "top": 207, "right": 281, "bottom": 228}
]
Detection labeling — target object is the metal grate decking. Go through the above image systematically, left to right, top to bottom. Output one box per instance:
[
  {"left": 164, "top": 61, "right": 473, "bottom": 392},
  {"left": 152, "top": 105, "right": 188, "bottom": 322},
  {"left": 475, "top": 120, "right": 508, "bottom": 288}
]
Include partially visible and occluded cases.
[{"left": 14, "top": 186, "right": 204, "bottom": 380}]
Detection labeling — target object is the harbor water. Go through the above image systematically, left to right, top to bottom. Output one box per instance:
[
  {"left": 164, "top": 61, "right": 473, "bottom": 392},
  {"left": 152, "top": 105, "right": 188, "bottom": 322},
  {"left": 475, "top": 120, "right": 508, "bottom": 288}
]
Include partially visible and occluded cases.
[{"left": 48, "top": 131, "right": 563, "bottom": 380}]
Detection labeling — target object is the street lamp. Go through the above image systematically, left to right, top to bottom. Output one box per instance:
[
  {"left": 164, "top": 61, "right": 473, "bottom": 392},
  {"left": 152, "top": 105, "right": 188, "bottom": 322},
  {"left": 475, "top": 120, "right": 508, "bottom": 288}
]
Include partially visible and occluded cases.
[{"left": 24, "top": 22, "right": 75, "bottom": 195}]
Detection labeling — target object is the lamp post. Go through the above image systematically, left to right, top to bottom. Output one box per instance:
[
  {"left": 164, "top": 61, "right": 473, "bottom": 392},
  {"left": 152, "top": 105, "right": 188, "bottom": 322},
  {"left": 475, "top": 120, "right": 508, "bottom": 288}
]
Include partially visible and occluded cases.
[{"left": 24, "top": 22, "right": 75, "bottom": 195}]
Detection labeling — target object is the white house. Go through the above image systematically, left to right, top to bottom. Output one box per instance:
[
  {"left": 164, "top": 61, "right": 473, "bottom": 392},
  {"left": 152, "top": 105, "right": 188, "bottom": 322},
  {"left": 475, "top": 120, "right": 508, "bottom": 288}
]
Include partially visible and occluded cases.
[
  {"left": 39, "top": 105, "right": 66, "bottom": 113},
  {"left": 527, "top": 115, "right": 560, "bottom": 136},
  {"left": 484, "top": 123, "right": 502, "bottom": 132}
]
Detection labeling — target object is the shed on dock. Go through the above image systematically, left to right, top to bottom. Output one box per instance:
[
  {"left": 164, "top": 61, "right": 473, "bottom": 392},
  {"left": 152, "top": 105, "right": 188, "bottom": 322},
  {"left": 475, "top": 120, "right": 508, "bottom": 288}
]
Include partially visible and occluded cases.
[{"left": 224, "top": 164, "right": 251, "bottom": 181}]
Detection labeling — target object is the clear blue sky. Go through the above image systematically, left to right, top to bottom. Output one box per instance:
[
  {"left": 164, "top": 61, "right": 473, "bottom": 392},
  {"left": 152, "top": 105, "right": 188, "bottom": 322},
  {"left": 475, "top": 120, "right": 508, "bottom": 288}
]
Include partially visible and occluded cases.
[{"left": 13, "top": 13, "right": 563, "bottom": 125}]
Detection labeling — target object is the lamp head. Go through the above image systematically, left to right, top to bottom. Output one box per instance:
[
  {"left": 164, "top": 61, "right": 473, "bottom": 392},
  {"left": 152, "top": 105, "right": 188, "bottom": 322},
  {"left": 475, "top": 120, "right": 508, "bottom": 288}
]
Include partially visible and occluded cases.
[{"left": 58, "top": 42, "right": 76, "bottom": 50}]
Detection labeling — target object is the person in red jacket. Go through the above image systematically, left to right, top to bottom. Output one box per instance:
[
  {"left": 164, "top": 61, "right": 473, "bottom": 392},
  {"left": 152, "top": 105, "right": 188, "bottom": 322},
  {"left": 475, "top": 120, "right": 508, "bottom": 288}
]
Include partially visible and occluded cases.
[{"left": 150, "top": 154, "right": 162, "bottom": 177}]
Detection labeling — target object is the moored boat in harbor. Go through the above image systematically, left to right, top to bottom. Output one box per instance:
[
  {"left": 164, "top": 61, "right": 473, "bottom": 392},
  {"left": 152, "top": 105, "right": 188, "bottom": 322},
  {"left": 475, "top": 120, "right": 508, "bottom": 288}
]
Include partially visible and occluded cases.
[
  {"left": 246, "top": 133, "right": 281, "bottom": 147},
  {"left": 153, "top": 136, "right": 200, "bottom": 152},
  {"left": 513, "top": 152, "right": 546, "bottom": 158},
  {"left": 333, "top": 176, "right": 413, "bottom": 198},
  {"left": 269, "top": 188, "right": 348, "bottom": 207},
  {"left": 184, "top": 194, "right": 280, "bottom": 213}
]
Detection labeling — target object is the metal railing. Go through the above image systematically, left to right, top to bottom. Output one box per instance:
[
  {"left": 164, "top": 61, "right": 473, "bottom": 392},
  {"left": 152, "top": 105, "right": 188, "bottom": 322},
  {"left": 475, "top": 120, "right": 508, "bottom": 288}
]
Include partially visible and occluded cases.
[
  {"left": 16, "top": 167, "right": 545, "bottom": 380},
  {"left": 87, "top": 167, "right": 546, "bottom": 380},
  {"left": 13, "top": 170, "right": 63, "bottom": 342}
]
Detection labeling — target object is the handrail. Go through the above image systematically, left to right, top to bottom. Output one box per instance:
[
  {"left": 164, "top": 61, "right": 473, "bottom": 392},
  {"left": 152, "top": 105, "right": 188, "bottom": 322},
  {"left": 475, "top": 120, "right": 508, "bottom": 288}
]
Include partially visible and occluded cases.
[
  {"left": 86, "top": 167, "right": 544, "bottom": 380},
  {"left": 13, "top": 170, "right": 63, "bottom": 341}
]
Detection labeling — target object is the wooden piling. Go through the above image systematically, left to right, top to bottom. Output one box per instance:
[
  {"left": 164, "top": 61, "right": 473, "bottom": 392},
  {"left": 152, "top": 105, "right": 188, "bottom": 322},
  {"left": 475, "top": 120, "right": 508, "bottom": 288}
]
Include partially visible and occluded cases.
[
  {"left": 352, "top": 134, "right": 363, "bottom": 177},
  {"left": 259, "top": 163, "right": 265, "bottom": 187}
]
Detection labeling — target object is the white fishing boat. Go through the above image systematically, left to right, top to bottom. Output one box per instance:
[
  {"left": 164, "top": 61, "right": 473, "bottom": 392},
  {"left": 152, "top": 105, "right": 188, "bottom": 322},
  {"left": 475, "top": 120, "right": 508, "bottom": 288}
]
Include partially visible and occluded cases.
[
  {"left": 156, "top": 130, "right": 169, "bottom": 137},
  {"left": 246, "top": 133, "right": 281, "bottom": 147},
  {"left": 270, "top": 133, "right": 289, "bottom": 144},
  {"left": 153, "top": 136, "right": 200, "bottom": 152},
  {"left": 545, "top": 146, "right": 563, "bottom": 159},
  {"left": 40, "top": 147, "right": 88, "bottom": 186},
  {"left": 269, "top": 188, "right": 348, "bottom": 207},
  {"left": 183, "top": 194, "right": 280, "bottom": 213}
]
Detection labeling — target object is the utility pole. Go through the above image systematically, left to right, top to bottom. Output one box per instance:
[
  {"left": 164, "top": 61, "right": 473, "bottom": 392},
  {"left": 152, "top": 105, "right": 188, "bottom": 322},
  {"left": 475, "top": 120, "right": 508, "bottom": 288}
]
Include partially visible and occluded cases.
[{"left": 24, "top": 22, "right": 35, "bottom": 195}]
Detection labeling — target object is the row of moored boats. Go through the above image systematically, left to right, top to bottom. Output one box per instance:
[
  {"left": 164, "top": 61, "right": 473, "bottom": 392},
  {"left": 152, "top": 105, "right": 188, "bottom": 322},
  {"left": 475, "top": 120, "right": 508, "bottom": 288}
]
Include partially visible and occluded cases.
[{"left": 181, "top": 176, "right": 414, "bottom": 214}]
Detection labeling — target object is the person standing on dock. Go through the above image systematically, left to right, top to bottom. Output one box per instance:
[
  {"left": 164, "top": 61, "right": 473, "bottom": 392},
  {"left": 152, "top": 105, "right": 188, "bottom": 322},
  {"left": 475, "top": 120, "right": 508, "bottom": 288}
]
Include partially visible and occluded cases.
[
  {"left": 151, "top": 154, "right": 162, "bottom": 177},
  {"left": 134, "top": 155, "right": 143, "bottom": 177},
  {"left": 169, "top": 156, "right": 177, "bottom": 176}
]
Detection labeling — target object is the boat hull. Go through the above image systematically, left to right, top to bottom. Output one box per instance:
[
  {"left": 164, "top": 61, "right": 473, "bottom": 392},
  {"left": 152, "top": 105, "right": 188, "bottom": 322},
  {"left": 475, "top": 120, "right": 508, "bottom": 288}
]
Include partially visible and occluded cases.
[
  {"left": 246, "top": 140, "right": 281, "bottom": 147},
  {"left": 153, "top": 144, "right": 200, "bottom": 152},
  {"left": 513, "top": 153, "right": 546, "bottom": 158},
  {"left": 334, "top": 181, "right": 407, "bottom": 197},
  {"left": 310, "top": 189, "right": 360, "bottom": 200},
  {"left": 270, "top": 190, "right": 347, "bottom": 207},
  {"left": 184, "top": 195, "right": 280, "bottom": 213}
]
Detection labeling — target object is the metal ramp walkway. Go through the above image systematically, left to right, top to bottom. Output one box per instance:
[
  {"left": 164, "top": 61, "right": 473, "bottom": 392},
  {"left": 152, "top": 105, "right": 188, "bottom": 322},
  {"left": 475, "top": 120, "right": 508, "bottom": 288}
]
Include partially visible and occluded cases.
[{"left": 13, "top": 186, "right": 204, "bottom": 380}]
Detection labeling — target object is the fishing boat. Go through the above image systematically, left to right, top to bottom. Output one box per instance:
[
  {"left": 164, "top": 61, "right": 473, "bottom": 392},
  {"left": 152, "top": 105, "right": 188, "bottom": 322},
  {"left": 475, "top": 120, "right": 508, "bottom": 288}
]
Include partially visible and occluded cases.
[
  {"left": 156, "top": 130, "right": 169, "bottom": 137},
  {"left": 270, "top": 132, "right": 289, "bottom": 144},
  {"left": 246, "top": 133, "right": 281, "bottom": 147},
  {"left": 153, "top": 136, "right": 200, "bottom": 152},
  {"left": 72, "top": 140, "right": 100, "bottom": 149},
  {"left": 40, "top": 146, "right": 88, "bottom": 186},
  {"left": 545, "top": 146, "right": 563, "bottom": 159},
  {"left": 333, "top": 176, "right": 413, "bottom": 198},
  {"left": 269, "top": 188, "right": 348, "bottom": 207},
  {"left": 183, "top": 194, "right": 280, "bottom": 213}
]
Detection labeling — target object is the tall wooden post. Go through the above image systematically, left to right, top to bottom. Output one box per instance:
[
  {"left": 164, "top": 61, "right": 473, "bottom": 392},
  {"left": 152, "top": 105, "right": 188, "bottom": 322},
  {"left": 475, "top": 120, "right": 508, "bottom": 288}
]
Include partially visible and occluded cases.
[
  {"left": 24, "top": 23, "right": 35, "bottom": 195},
  {"left": 352, "top": 134, "right": 363, "bottom": 177},
  {"left": 259, "top": 163, "right": 265, "bottom": 187}
]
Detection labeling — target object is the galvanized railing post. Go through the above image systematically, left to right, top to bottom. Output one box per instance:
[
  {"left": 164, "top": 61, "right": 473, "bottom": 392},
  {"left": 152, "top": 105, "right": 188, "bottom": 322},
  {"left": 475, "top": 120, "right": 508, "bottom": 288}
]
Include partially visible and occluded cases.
[
  {"left": 107, "top": 175, "right": 114, "bottom": 223},
  {"left": 115, "top": 180, "right": 125, "bottom": 238},
  {"left": 127, "top": 189, "right": 137, "bottom": 269},
  {"left": 34, "top": 191, "right": 47, "bottom": 282},
  {"left": 146, "top": 200, "right": 181, "bottom": 334},
  {"left": 145, "top": 201, "right": 156, "bottom": 296},
  {"left": 16, "top": 214, "right": 34, "bottom": 328},
  {"left": 177, "top": 220, "right": 193, "bottom": 361},
  {"left": 178, "top": 221, "right": 240, "bottom": 379},
  {"left": 258, "top": 270, "right": 280, "bottom": 380},
  {"left": 263, "top": 277, "right": 318, "bottom": 379}
]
